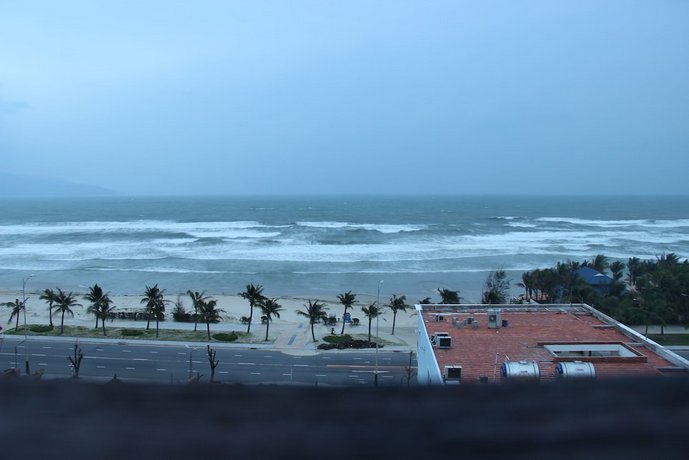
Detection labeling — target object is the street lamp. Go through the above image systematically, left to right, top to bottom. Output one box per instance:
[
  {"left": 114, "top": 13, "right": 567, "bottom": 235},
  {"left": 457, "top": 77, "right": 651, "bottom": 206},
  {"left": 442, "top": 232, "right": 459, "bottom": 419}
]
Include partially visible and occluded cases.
[{"left": 375, "top": 279, "right": 383, "bottom": 387}]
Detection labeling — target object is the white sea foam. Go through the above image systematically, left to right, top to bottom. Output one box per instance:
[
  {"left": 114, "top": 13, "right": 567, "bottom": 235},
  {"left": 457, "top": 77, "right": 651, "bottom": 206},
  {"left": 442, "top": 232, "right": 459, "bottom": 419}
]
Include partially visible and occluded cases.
[
  {"left": 536, "top": 217, "right": 689, "bottom": 228},
  {"left": 296, "top": 221, "right": 426, "bottom": 233}
]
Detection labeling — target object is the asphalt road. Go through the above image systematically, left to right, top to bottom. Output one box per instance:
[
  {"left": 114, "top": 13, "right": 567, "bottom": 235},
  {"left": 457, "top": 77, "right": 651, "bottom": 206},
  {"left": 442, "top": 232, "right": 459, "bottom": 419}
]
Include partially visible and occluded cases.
[{"left": 0, "top": 336, "right": 416, "bottom": 386}]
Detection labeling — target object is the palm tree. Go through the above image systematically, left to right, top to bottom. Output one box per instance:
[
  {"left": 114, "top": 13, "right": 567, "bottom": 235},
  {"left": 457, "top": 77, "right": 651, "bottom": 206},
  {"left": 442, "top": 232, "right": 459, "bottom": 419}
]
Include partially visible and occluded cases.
[
  {"left": 584, "top": 254, "right": 609, "bottom": 273},
  {"left": 627, "top": 257, "right": 641, "bottom": 290},
  {"left": 84, "top": 284, "right": 111, "bottom": 329},
  {"left": 141, "top": 284, "right": 168, "bottom": 338},
  {"left": 239, "top": 284, "right": 265, "bottom": 334},
  {"left": 39, "top": 288, "right": 57, "bottom": 327},
  {"left": 437, "top": 288, "right": 460, "bottom": 304},
  {"left": 54, "top": 289, "right": 82, "bottom": 334},
  {"left": 187, "top": 290, "right": 209, "bottom": 332},
  {"left": 336, "top": 291, "right": 356, "bottom": 335},
  {"left": 387, "top": 294, "right": 409, "bottom": 335},
  {"left": 259, "top": 297, "right": 283, "bottom": 341},
  {"left": 3, "top": 298, "right": 25, "bottom": 331},
  {"left": 199, "top": 298, "right": 224, "bottom": 340},
  {"left": 296, "top": 299, "right": 328, "bottom": 342},
  {"left": 361, "top": 302, "right": 381, "bottom": 343}
]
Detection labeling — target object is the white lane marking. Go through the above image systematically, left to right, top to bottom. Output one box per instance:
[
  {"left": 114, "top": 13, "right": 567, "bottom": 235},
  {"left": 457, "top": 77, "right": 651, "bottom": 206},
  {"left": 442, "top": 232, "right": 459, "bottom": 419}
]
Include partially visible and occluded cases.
[
  {"left": 41, "top": 346, "right": 53, "bottom": 350},
  {"left": 95, "top": 348, "right": 104, "bottom": 352},
  {"left": 121, "top": 350, "right": 132, "bottom": 353},
  {"left": 150, "top": 351, "right": 158, "bottom": 354},
  {"left": 177, "top": 352, "right": 186, "bottom": 356},
  {"left": 32, "top": 353, "right": 46, "bottom": 357},
  {"left": 234, "top": 354, "right": 242, "bottom": 357},
  {"left": 263, "top": 355, "right": 273, "bottom": 358},
  {"left": 322, "top": 356, "right": 331, "bottom": 360},
  {"left": 352, "top": 357, "right": 362, "bottom": 360},
  {"left": 133, "top": 358, "right": 148, "bottom": 361},
  {"left": 237, "top": 362, "right": 256, "bottom": 366},
  {"left": 38, "top": 363, "right": 48, "bottom": 366},
  {"left": 293, "top": 364, "right": 309, "bottom": 367},
  {"left": 96, "top": 365, "right": 106, "bottom": 369},
  {"left": 126, "top": 367, "right": 136, "bottom": 370},
  {"left": 156, "top": 368, "right": 167, "bottom": 372},
  {"left": 352, "top": 370, "right": 389, "bottom": 374},
  {"left": 219, "top": 371, "right": 229, "bottom": 374},
  {"left": 250, "top": 372, "right": 261, "bottom": 375},
  {"left": 282, "top": 374, "right": 291, "bottom": 376},
  {"left": 316, "top": 374, "right": 327, "bottom": 377},
  {"left": 348, "top": 375, "right": 358, "bottom": 378},
  {"left": 382, "top": 375, "right": 394, "bottom": 379}
]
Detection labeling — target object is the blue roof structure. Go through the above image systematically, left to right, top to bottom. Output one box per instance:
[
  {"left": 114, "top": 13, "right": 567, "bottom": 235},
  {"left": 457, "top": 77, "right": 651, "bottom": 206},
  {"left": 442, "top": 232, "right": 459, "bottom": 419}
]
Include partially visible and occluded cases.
[{"left": 576, "top": 267, "right": 613, "bottom": 287}]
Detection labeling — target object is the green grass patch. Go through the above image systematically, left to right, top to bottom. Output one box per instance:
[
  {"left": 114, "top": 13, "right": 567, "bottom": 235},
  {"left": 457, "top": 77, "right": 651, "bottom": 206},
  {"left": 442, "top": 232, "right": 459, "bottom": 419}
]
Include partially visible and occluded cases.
[
  {"left": 1, "top": 323, "right": 255, "bottom": 343},
  {"left": 121, "top": 329, "right": 145, "bottom": 337},
  {"left": 213, "top": 332, "right": 239, "bottom": 342},
  {"left": 323, "top": 334, "right": 354, "bottom": 344},
  {"left": 647, "top": 334, "right": 689, "bottom": 346}
]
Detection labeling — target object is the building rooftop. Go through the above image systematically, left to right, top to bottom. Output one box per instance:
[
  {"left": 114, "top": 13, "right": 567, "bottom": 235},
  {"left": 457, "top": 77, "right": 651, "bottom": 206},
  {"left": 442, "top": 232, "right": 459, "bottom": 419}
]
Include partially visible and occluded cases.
[{"left": 416, "top": 304, "right": 689, "bottom": 385}]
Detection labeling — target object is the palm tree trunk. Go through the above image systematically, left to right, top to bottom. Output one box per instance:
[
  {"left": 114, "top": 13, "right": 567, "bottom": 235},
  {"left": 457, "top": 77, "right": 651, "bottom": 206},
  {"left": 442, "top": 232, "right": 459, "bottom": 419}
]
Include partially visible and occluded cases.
[
  {"left": 247, "top": 304, "right": 253, "bottom": 334},
  {"left": 49, "top": 305, "right": 53, "bottom": 327},
  {"left": 194, "top": 305, "right": 198, "bottom": 332},
  {"left": 340, "top": 306, "right": 348, "bottom": 335},
  {"left": 146, "top": 310, "right": 151, "bottom": 330},
  {"left": 15, "top": 311, "right": 20, "bottom": 332},
  {"left": 61, "top": 311, "right": 65, "bottom": 334},
  {"left": 392, "top": 312, "right": 397, "bottom": 335},
  {"left": 95, "top": 315, "right": 99, "bottom": 329},
  {"left": 156, "top": 317, "right": 160, "bottom": 338},
  {"left": 368, "top": 318, "right": 372, "bottom": 343},
  {"left": 102, "top": 320, "right": 106, "bottom": 336},
  {"left": 265, "top": 320, "right": 269, "bottom": 341},
  {"left": 206, "top": 321, "right": 211, "bottom": 340},
  {"left": 311, "top": 323, "right": 316, "bottom": 342}
]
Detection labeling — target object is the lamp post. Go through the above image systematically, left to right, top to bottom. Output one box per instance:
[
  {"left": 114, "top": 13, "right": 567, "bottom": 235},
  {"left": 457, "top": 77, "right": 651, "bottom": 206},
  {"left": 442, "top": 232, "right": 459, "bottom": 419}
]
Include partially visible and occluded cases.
[
  {"left": 22, "top": 275, "right": 34, "bottom": 375},
  {"left": 374, "top": 279, "right": 383, "bottom": 387},
  {"left": 185, "top": 344, "right": 193, "bottom": 380}
]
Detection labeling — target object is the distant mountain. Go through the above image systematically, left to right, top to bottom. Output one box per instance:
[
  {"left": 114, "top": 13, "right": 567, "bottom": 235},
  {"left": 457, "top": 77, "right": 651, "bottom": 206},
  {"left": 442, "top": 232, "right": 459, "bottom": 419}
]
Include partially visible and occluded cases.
[{"left": 0, "top": 172, "right": 114, "bottom": 197}]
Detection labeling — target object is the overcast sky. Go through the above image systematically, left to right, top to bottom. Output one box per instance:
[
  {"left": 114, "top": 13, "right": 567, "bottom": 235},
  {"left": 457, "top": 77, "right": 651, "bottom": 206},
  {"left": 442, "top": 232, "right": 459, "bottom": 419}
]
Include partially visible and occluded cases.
[{"left": 1, "top": 1, "right": 688, "bottom": 196}]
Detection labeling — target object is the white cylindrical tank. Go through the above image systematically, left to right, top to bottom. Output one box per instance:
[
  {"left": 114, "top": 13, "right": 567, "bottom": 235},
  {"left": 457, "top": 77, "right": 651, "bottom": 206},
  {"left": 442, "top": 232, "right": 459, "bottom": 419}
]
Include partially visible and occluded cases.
[
  {"left": 501, "top": 361, "right": 540, "bottom": 381},
  {"left": 556, "top": 361, "right": 596, "bottom": 379}
]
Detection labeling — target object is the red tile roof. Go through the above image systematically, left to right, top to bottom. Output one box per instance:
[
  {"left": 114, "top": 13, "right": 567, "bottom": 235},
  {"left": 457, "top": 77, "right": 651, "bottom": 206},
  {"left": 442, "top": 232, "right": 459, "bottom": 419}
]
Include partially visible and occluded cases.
[{"left": 421, "top": 305, "right": 682, "bottom": 384}]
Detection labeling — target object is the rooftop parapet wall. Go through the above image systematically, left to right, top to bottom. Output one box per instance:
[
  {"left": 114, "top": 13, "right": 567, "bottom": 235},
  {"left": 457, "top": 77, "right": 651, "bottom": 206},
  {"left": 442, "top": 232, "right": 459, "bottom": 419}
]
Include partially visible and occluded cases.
[{"left": 415, "top": 303, "right": 689, "bottom": 385}]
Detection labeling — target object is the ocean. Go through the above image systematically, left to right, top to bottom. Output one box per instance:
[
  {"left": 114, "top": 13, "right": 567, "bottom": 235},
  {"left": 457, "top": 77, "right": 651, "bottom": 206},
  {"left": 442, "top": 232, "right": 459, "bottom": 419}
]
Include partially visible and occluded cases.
[{"left": 0, "top": 195, "right": 687, "bottom": 302}]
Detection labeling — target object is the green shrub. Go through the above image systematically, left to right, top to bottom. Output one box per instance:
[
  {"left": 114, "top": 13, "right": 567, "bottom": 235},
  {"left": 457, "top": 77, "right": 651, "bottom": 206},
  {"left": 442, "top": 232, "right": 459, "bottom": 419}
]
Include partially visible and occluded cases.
[
  {"left": 29, "top": 325, "right": 54, "bottom": 333},
  {"left": 121, "top": 329, "right": 145, "bottom": 337},
  {"left": 213, "top": 332, "right": 239, "bottom": 342},
  {"left": 323, "top": 334, "right": 353, "bottom": 344}
]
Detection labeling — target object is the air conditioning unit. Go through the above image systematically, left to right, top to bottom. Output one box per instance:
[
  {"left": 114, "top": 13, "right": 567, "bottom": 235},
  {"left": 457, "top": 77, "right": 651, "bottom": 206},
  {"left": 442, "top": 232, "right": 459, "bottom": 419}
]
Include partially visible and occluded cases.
[
  {"left": 487, "top": 309, "right": 502, "bottom": 329},
  {"left": 430, "top": 332, "right": 449, "bottom": 347},
  {"left": 437, "top": 336, "right": 452, "bottom": 349},
  {"left": 444, "top": 365, "right": 462, "bottom": 384}
]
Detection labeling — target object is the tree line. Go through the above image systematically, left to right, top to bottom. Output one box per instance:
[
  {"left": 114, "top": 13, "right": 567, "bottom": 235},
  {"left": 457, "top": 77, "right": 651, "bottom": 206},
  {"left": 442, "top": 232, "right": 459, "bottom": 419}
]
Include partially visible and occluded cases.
[{"left": 516, "top": 253, "right": 689, "bottom": 332}]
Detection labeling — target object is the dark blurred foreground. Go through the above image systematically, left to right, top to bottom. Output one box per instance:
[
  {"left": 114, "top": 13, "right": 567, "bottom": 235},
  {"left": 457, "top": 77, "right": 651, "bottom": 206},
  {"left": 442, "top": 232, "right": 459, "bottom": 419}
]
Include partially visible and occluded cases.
[{"left": 1, "top": 377, "right": 688, "bottom": 459}]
